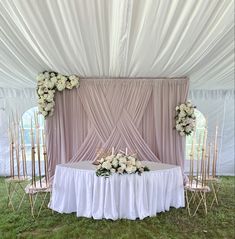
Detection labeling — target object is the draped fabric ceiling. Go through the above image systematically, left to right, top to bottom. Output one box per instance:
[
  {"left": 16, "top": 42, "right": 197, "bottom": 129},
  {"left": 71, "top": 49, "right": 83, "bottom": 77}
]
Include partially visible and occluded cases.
[
  {"left": 0, "top": 0, "right": 234, "bottom": 90},
  {"left": 0, "top": 0, "right": 234, "bottom": 175}
]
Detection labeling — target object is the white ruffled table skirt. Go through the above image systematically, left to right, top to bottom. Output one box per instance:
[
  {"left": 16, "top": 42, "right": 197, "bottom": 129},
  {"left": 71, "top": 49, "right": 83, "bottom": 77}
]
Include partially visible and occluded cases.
[{"left": 49, "top": 161, "right": 185, "bottom": 220}]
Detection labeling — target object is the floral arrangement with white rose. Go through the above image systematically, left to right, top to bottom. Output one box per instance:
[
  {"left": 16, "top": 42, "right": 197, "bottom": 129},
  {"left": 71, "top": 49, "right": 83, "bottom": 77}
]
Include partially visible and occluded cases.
[
  {"left": 36, "top": 71, "right": 80, "bottom": 118},
  {"left": 175, "top": 100, "right": 196, "bottom": 136},
  {"left": 96, "top": 152, "right": 150, "bottom": 177}
]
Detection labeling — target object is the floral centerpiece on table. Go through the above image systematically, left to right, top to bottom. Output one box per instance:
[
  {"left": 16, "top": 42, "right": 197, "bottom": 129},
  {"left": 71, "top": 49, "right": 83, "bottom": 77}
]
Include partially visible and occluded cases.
[
  {"left": 36, "top": 71, "right": 80, "bottom": 118},
  {"left": 175, "top": 100, "right": 196, "bottom": 136},
  {"left": 96, "top": 152, "right": 150, "bottom": 177}
]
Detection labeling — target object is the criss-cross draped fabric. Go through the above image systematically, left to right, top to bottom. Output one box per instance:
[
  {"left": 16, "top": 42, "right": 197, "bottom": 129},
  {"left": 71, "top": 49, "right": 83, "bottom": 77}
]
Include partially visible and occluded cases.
[{"left": 46, "top": 78, "right": 189, "bottom": 178}]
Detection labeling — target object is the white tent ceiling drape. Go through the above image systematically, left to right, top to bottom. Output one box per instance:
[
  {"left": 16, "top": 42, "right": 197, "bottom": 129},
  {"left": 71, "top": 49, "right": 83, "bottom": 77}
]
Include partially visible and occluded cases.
[
  {"left": 0, "top": 0, "right": 234, "bottom": 175},
  {"left": 0, "top": 0, "right": 234, "bottom": 89}
]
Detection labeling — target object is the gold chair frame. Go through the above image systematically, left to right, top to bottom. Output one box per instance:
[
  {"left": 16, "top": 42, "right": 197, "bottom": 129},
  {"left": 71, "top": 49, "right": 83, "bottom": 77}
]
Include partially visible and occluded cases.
[{"left": 5, "top": 176, "right": 31, "bottom": 211}]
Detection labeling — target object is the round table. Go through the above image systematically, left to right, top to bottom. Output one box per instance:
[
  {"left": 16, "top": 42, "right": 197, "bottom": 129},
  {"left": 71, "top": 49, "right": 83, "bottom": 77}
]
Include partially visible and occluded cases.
[{"left": 49, "top": 161, "right": 185, "bottom": 220}]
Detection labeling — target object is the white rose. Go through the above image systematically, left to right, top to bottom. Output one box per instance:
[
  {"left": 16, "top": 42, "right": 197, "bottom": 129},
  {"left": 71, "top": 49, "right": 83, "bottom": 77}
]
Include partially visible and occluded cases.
[
  {"left": 44, "top": 72, "right": 50, "bottom": 79},
  {"left": 50, "top": 72, "right": 56, "bottom": 77},
  {"left": 37, "top": 73, "right": 45, "bottom": 81},
  {"left": 57, "top": 74, "right": 63, "bottom": 79},
  {"left": 69, "top": 75, "right": 76, "bottom": 80},
  {"left": 61, "top": 76, "right": 67, "bottom": 82},
  {"left": 51, "top": 77, "right": 57, "bottom": 84},
  {"left": 71, "top": 78, "right": 79, "bottom": 87},
  {"left": 44, "top": 79, "right": 53, "bottom": 89},
  {"left": 37, "top": 80, "right": 44, "bottom": 86},
  {"left": 56, "top": 80, "right": 66, "bottom": 91},
  {"left": 66, "top": 81, "right": 73, "bottom": 90},
  {"left": 38, "top": 88, "right": 44, "bottom": 96},
  {"left": 46, "top": 94, "right": 54, "bottom": 102},
  {"left": 38, "top": 97, "right": 45, "bottom": 104},
  {"left": 45, "top": 102, "right": 54, "bottom": 111},
  {"left": 180, "top": 104, "right": 185, "bottom": 110},
  {"left": 38, "top": 105, "right": 44, "bottom": 112},
  {"left": 175, "top": 106, "right": 179, "bottom": 111},
  {"left": 49, "top": 108, "right": 54, "bottom": 116},
  {"left": 41, "top": 111, "right": 48, "bottom": 117},
  {"left": 179, "top": 111, "right": 186, "bottom": 118},
  {"left": 176, "top": 124, "right": 182, "bottom": 131},
  {"left": 185, "top": 126, "right": 191, "bottom": 133},
  {"left": 128, "top": 156, "right": 136, "bottom": 161},
  {"left": 119, "top": 157, "right": 127, "bottom": 164},
  {"left": 99, "top": 158, "right": 104, "bottom": 163},
  {"left": 112, "top": 158, "right": 118, "bottom": 168},
  {"left": 102, "top": 161, "right": 112, "bottom": 170},
  {"left": 136, "top": 161, "right": 142, "bottom": 169},
  {"left": 120, "top": 163, "right": 126, "bottom": 170},
  {"left": 126, "top": 166, "right": 133, "bottom": 174},
  {"left": 132, "top": 166, "right": 137, "bottom": 172},
  {"left": 117, "top": 167, "right": 123, "bottom": 174},
  {"left": 139, "top": 167, "right": 144, "bottom": 173},
  {"left": 110, "top": 168, "right": 116, "bottom": 174}
]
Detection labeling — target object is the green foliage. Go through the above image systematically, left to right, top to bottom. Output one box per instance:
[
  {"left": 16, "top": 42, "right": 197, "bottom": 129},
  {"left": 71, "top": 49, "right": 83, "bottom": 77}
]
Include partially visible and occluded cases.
[{"left": 0, "top": 177, "right": 234, "bottom": 239}]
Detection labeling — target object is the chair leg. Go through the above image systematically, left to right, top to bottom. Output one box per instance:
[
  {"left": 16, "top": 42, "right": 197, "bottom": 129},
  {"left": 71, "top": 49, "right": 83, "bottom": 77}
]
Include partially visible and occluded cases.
[
  {"left": 210, "top": 182, "right": 219, "bottom": 209},
  {"left": 185, "top": 190, "right": 192, "bottom": 216},
  {"left": 192, "top": 191, "right": 204, "bottom": 217},
  {"left": 201, "top": 191, "right": 208, "bottom": 215}
]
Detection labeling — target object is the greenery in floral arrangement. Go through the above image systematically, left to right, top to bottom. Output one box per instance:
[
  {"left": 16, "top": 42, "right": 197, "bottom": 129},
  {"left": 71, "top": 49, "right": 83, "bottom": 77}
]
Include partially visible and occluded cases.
[
  {"left": 36, "top": 71, "right": 80, "bottom": 118},
  {"left": 175, "top": 100, "right": 196, "bottom": 136},
  {"left": 96, "top": 153, "right": 150, "bottom": 177}
]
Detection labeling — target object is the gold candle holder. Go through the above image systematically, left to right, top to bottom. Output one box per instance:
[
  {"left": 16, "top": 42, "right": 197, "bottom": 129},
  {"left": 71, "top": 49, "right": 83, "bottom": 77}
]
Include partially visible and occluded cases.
[
  {"left": 34, "top": 111, "right": 42, "bottom": 187},
  {"left": 31, "top": 118, "right": 36, "bottom": 187},
  {"left": 20, "top": 119, "right": 27, "bottom": 178},
  {"left": 212, "top": 126, "right": 218, "bottom": 178},
  {"left": 42, "top": 129, "right": 49, "bottom": 186},
  {"left": 189, "top": 129, "right": 196, "bottom": 185},
  {"left": 196, "top": 133, "right": 202, "bottom": 187}
]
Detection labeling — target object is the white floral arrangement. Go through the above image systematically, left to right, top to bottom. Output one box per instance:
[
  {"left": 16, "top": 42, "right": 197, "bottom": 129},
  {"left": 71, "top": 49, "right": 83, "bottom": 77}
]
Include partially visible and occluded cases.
[
  {"left": 36, "top": 71, "right": 80, "bottom": 118},
  {"left": 175, "top": 100, "right": 196, "bottom": 136},
  {"left": 96, "top": 153, "right": 150, "bottom": 177}
]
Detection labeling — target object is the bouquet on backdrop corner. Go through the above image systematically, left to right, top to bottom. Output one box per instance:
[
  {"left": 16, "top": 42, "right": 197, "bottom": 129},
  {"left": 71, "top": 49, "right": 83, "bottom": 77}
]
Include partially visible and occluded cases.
[
  {"left": 36, "top": 71, "right": 80, "bottom": 118},
  {"left": 175, "top": 100, "right": 196, "bottom": 136},
  {"left": 95, "top": 152, "right": 150, "bottom": 177}
]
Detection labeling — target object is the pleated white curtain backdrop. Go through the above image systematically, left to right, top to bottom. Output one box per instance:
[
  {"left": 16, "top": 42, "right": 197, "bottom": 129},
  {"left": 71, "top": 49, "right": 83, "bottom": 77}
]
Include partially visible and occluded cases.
[{"left": 46, "top": 78, "right": 189, "bottom": 178}]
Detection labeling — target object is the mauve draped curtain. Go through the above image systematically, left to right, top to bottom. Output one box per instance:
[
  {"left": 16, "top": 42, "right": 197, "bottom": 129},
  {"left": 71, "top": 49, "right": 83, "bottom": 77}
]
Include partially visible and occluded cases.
[{"left": 46, "top": 78, "right": 189, "bottom": 178}]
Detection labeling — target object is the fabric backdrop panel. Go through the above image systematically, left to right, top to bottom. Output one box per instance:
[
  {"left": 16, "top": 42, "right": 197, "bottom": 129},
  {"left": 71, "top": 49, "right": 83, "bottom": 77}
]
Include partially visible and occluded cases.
[{"left": 46, "top": 78, "right": 189, "bottom": 178}]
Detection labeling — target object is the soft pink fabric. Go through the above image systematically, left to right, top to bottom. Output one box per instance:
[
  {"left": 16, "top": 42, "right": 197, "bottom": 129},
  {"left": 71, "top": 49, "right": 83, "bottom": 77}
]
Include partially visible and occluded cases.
[{"left": 46, "top": 78, "right": 189, "bottom": 178}]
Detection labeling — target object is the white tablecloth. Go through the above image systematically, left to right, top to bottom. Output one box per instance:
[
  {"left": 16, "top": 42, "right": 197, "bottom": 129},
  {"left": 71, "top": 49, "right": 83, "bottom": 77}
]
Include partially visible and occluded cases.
[{"left": 49, "top": 161, "right": 185, "bottom": 220}]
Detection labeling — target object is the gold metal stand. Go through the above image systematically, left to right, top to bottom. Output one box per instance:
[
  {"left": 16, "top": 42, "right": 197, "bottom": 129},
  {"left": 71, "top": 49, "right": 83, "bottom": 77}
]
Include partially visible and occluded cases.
[
  {"left": 5, "top": 176, "right": 31, "bottom": 211},
  {"left": 206, "top": 177, "right": 220, "bottom": 209},
  {"left": 26, "top": 180, "right": 51, "bottom": 218},
  {"left": 185, "top": 181, "right": 210, "bottom": 216}
]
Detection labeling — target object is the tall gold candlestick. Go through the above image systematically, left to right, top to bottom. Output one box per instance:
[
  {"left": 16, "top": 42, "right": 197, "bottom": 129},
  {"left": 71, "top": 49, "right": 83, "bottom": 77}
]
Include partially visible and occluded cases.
[
  {"left": 35, "top": 112, "right": 42, "bottom": 187},
  {"left": 31, "top": 118, "right": 36, "bottom": 187},
  {"left": 20, "top": 119, "right": 27, "bottom": 178},
  {"left": 14, "top": 120, "right": 20, "bottom": 179},
  {"left": 8, "top": 126, "right": 14, "bottom": 178},
  {"left": 212, "top": 126, "right": 218, "bottom": 177},
  {"left": 201, "top": 127, "right": 208, "bottom": 186},
  {"left": 42, "top": 129, "right": 48, "bottom": 186},
  {"left": 189, "top": 129, "right": 196, "bottom": 185},
  {"left": 196, "top": 133, "right": 202, "bottom": 187},
  {"left": 15, "top": 139, "right": 20, "bottom": 179},
  {"left": 207, "top": 143, "right": 212, "bottom": 178}
]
